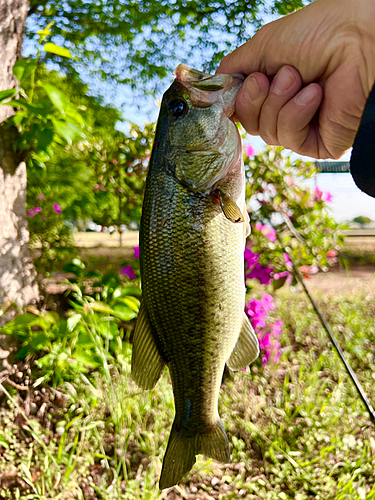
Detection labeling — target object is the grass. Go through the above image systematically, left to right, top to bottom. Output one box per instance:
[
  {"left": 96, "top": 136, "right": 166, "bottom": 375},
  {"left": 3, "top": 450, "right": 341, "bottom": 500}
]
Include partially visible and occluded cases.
[{"left": 1, "top": 288, "right": 375, "bottom": 499}]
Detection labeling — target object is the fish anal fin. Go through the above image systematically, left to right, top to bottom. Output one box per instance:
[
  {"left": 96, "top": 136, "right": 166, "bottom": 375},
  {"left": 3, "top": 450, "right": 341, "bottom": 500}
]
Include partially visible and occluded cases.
[
  {"left": 218, "top": 191, "right": 244, "bottom": 223},
  {"left": 131, "top": 300, "right": 165, "bottom": 390},
  {"left": 227, "top": 313, "right": 259, "bottom": 371},
  {"left": 159, "top": 419, "right": 229, "bottom": 490}
]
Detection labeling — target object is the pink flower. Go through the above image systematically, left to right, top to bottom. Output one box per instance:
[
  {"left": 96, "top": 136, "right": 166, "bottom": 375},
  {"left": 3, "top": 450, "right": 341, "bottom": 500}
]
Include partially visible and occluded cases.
[
  {"left": 244, "top": 143, "right": 255, "bottom": 158},
  {"left": 285, "top": 175, "right": 295, "bottom": 187},
  {"left": 314, "top": 187, "right": 324, "bottom": 201},
  {"left": 313, "top": 188, "right": 333, "bottom": 203},
  {"left": 323, "top": 192, "right": 333, "bottom": 203},
  {"left": 36, "top": 193, "right": 45, "bottom": 201},
  {"left": 53, "top": 203, "right": 62, "bottom": 214},
  {"left": 28, "top": 207, "right": 42, "bottom": 218},
  {"left": 254, "top": 221, "right": 277, "bottom": 242},
  {"left": 263, "top": 227, "right": 277, "bottom": 242},
  {"left": 133, "top": 246, "right": 140, "bottom": 259},
  {"left": 244, "top": 247, "right": 259, "bottom": 267},
  {"left": 327, "top": 249, "right": 338, "bottom": 257},
  {"left": 283, "top": 253, "right": 293, "bottom": 269},
  {"left": 246, "top": 263, "right": 272, "bottom": 285},
  {"left": 299, "top": 264, "right": 319, "bottom": 275},
  {"left": 122, "top": 265, "right": 136, "bottom": 280},
  {"left": 273, "top": 271, "right": 290, "bottom": 281},
  {"left": 259, "top": 293, "right": 274, "bottom": 311},
  {"left": 245, "top": 296, "right": 282, "bottom": 365},
  {"left": 246, "top": 299, "right": 267, "bottom": 330},
  {"left": 271, "top": 319, "right": 283, "bottom": 338},
  {"left": 259, "top": 332, "right": 272, "bottom": 350},
  {"left": 273, "top": 340, "right": 281, "bottom": 362},
  {"left": 261, "top": 354, "right": 269, "bottom": 365}
]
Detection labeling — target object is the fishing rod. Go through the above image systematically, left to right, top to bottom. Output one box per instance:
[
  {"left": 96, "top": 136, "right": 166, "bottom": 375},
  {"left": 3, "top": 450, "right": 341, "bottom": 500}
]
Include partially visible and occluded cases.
[{"left": 273, "top": 216, "right": 375, "bottom": 424}]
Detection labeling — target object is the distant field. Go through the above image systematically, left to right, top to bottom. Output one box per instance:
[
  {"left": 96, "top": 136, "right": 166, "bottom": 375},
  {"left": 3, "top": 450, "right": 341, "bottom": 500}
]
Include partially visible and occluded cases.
[
  {"left": 73, "top": 231, "right": 375, "bottom": 251},
  {"left": 74, "top": 231, "right": 139, "bottom": 248},
  {"left": 342, "top": 236, "right": 375, "bottom": 254}
]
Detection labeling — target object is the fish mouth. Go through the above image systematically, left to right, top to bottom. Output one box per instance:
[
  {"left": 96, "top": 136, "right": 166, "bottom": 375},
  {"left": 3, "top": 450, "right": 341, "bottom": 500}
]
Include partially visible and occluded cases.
[{"left": 175, "top": 64, "right": 244, "bottom": 117}]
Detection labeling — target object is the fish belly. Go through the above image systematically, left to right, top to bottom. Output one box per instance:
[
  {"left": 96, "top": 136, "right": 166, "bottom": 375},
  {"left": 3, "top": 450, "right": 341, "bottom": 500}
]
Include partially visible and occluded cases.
[{"left": 141, "top": 170, "right": 245, "bottom": 429}]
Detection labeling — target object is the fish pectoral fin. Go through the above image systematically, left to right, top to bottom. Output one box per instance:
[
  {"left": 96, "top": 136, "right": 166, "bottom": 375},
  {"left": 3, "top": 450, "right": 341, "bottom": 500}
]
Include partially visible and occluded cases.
[
  {"left": 218, "top": 191, "right": 244, "bottom": 223},
  {"left": 131, "top": 300, "right": 165, "bottom": 390},
  {"left": 226, "top": 313, "right": 259, "bottom": 371},
  {"left": 159, "top": 419, "right": 229, "bottom": 490}
]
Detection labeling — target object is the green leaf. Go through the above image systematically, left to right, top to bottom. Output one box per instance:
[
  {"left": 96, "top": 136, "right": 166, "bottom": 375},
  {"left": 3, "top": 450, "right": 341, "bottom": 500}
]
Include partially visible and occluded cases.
[
  {"left": 37, "top": 21, "right": 55, "bottom": 39},
  {"left": 44, "top": 43, "right": 75, "bottom": 59},
  {"left": 13, "top": 59, "right": 37, "bottom": 84},
  {"left": 42, "top": 83, "right": 68, "bottom": 113},
  {"left": 0, "top": 88, "right": 17, "bottom": 103},
  {"left": 2, "top": 98, "right": 53, "bottom": 117},
  {"left": 52, "top": 119, "right": 84, "bottom": 145},
  {"left": 34, "top": 128, "right": 54, "bottom": 151},
  {"left": 272, "top": 275, "right": 288, "bottom": 290},
  {"left": 117, "top": 285, "right": 142, "bottom": 297},
  {"left": 114, "top": 296, "right": 140, "bottom": 312},
  {"left": 88, "top": 301, "right": 114, "bottom": 314},
  {"left": 111, "top": 303, "right": 137, "bottom": 322},
  {"left": 0, "top": 313, "right": 38, "bottom": 334},
  {"left": 67, "top": 313, "right": 82, "bottom": 332},
  {"left": 98, "top": 320, "right": 117, "bottom": 340},
  {"left": 73, "top": 351, "right": 101, "bottom": 369},
  {"left": 0, "top": 435, "right": 10, "bottom": 449}
]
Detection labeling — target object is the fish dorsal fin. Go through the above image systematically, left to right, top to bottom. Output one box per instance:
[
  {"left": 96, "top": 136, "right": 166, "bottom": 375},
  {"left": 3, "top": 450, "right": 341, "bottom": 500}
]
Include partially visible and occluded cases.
[
  {"left": 217, "top": 191, "right": 244, "bottom": 223},
  {"left": 131, "top": 300, "right": 165, "bottom": 389},
  {"left": 226, "top": 313, "right": 259, "bottom": 371}
]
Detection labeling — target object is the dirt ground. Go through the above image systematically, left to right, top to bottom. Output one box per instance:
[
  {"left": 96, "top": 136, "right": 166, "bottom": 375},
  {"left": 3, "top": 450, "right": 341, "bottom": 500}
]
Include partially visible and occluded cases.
[
  {"left": 307, "top": 235, "right": 375, "bottom": 294},
  {"left": 307, "top": 265, "right": 375, "bottom": 294}
]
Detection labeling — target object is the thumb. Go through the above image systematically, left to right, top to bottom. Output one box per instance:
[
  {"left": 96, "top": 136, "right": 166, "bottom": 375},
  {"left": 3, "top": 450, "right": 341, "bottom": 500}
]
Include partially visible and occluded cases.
[{"left": 217, "top": 25, "right": 271, "bottom": 76}]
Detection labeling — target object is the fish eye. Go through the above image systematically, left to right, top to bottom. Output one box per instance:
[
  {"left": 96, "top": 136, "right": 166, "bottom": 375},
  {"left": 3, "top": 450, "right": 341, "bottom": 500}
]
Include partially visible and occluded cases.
[{"left": 168, "top": 98, "right": 188, "bottom": 119}]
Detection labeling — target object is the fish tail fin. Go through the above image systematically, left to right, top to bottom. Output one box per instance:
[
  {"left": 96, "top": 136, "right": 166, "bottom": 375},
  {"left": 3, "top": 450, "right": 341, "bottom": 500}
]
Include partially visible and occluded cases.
[{"left": 159, "top": 419, "right": 230, "bottom": 490}]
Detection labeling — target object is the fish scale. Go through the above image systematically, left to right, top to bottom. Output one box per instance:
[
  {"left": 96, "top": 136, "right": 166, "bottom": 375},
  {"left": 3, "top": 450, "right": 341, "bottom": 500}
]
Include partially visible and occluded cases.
[{"left": 131, "top": 64, "right": 259, "bottom": 489}]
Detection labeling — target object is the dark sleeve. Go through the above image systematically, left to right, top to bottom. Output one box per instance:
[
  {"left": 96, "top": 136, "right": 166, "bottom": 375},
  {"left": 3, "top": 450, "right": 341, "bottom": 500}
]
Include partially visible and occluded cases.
[{"left": 350, "top": 83, "right": 375, "bottom": 197}]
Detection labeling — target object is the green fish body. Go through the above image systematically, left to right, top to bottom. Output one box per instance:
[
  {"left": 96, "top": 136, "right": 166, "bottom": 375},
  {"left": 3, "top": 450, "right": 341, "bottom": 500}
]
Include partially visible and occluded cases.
[{"left": 131, "top": 65, "right": 259, "bottom": 489}]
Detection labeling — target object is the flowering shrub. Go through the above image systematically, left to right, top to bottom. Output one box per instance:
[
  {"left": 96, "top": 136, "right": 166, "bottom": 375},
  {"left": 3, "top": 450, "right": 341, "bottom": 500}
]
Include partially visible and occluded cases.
[
  {"left": 243, "top": 145, "right": 346, "bottom": 364},
  {"left": 27, "top": 192, "right": 74, "bottom": 276},
  {"left": 121, "top": 245, "right": 140, "bottom": 281},
  {"left": 246, "top": 294, "right": 281, "bottom": 365}
]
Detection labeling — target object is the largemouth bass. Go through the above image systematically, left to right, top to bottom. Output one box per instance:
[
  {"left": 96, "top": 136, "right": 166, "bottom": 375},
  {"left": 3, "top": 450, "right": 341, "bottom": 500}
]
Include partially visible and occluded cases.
[{"left": 131, "top": 64, "right": 259, "bottom": 489}]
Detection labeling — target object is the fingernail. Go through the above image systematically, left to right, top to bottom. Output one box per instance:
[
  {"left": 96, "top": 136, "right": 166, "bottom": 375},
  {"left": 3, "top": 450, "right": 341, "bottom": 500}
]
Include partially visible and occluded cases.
[
  {"left": 272, "top": 67, "right": 296, "bottom": 95},
  {"left": 243, "top": 76, "right": 261, "bottom": 103},
  {"left": 295, "top": 85, "right": 318, "bottom": 105}
]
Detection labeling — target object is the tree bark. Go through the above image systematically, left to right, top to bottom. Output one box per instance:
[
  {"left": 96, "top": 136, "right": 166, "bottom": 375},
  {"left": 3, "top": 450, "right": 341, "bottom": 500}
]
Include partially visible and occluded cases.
[{"left": 0, "top": 0, "right": 39, "bottom": 326}]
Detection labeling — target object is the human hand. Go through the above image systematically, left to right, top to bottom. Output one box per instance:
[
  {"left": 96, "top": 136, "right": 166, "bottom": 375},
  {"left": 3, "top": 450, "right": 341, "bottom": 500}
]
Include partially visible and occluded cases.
[{"left": 218, "top": 0, "right": 375, "bottom": 159}]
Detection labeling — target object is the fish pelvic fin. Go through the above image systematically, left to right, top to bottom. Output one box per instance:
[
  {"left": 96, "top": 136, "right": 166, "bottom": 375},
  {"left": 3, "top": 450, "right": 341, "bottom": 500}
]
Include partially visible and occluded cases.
[
  {"left": 131, "top": 300, "right": 165, "bottom": 389},
  {"left": 226, "top": 313, "right": 259, "bottom": 371},
  {"left": 159, "top": 419, "right": 230, "bottom": 490}
]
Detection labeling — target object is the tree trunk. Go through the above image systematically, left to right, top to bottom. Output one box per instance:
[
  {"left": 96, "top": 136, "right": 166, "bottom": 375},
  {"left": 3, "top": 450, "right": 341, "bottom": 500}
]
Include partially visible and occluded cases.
[{"left": 0, "top": 0, "right": 39, "bottom": 327}]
